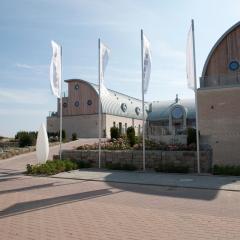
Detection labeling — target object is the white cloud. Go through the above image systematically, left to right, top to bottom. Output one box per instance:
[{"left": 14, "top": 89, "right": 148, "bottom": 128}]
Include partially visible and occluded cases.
[
  {"left": 16, "top": 63, "right": 33, "bottom": 69},
  {"left": 0, "top": 88, "right": 52, "bottom": 105}
]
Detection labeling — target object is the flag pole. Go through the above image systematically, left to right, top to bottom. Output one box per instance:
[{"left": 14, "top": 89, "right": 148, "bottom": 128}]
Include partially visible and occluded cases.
[
  {"left": 192, "top": 19, "right": 200, "bottom": 174},
  {"left": 141, "top": 29, "right": 146, "bottom": 171},
  {"left": 98, "top": 38, "right": 101, "bottom": 168},
  {"left": 59, "top": 45, "right": 63, "bottom": 160}
]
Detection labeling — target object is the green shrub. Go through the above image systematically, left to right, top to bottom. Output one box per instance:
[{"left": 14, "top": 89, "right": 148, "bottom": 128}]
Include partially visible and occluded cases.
[
  {"left": 110, "top": 126, "right": 120, "bottom": 139},
  {"left": 126, "top": 126, "right": 136, "bottom": 147},
  {"left": 187, "top": 128, "right": 196, "bottom": 145},
  {"left": 16, "top": 131, "right": 37, "bottom": 148},
  {"left": 72, "top": 133, "right": 77, "bottom": 141},
  {"left": 26, "top": 159, "right": 80, "bottom": 175},
  {"left": 155, "top": 163, "right": 189, "bottom": 173},
  {"left": 213, "top": 165, "right": 240, "bottom": 176}
]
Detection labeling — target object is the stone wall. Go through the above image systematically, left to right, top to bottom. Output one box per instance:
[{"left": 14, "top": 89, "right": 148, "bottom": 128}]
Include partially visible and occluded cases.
[{"left": 60, "top": 150, "right": 212, "bottom": 173}]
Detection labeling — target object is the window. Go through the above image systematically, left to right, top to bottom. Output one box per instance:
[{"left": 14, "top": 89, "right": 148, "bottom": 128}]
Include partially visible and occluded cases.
[
  {"left": 229, "top": 60, "right": 239, "bottom": 71},
  {"left": 74, "top": 84, "right": 79, "bottom": 90},
  {"left": 87, "top": 100, "right": 92, "bottom": 106},
  {"left": 74, "top": 101, "right": 80, "bottom": 107},
  {"left": 63, "top": 102, "right": 67, "bottom": 108},
  {"left": 121, "top": 103, "right": 127, "bottom": 112},
  {"left": 113, "top": 122, "right": 116, "bottom": 127},
  {"left": 125, "top": 123, "right": 127, "bottom": 131}
]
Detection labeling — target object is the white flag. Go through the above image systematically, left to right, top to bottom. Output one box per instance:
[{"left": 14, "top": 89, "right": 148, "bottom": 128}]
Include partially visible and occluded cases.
[
  {"left": 186, "top": 21, "right": 196, "bottom": 91},
  {"left": 142, "top": 33, "right": 152, "bottom": 94},
  {"left": 50, "top": 40, "right": 62, "bottom": 98},
  {"left": 99, "top": 41, "right": 110, "bottom": 96}
]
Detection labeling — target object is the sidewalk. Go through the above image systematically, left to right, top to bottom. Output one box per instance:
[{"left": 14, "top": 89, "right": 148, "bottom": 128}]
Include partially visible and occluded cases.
[{"left": 53, "top": 169, "right": 240, "bottom": 191}]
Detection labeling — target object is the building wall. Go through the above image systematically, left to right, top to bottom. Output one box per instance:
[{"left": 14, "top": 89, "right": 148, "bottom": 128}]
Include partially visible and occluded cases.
[
  {"left": 204, "top": 25, "right": 240, "bottom": 77},
  {"left": 57, "top": 80, "right": 98, "bottom": 116},
  {"left": 197, "top": 86, "right": 240, "bottom": 165},
  {"left": 47, "top": 114, "right": 101, "bottom": 139},
  {"left": 105, "top": 114, "right": 143, "bottom": 138}
]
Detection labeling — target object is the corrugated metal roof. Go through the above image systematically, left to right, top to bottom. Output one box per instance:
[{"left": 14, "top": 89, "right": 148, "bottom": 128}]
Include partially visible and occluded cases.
[
  {"left": 65, "top": 79, "right": 148, "bottom": 120},
  {"left": 90, "top": 83, "right": 148, "bottom": 120},
  {"left": 147, "top": 99, "right": 195, "bottom": 121}
]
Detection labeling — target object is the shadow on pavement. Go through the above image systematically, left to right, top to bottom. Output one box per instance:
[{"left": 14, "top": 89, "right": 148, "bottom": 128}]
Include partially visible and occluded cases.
[{"left": 0, "top": 188, "right": 121, "bottom": 219}]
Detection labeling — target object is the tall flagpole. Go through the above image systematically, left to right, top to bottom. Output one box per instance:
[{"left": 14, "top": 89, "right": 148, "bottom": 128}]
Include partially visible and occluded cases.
[
  {"left": 191, "top": 19, "right": 200, "bottom": 174},
  {"left": 141, "top": 29, "right": 146, "bottom": 171},
  {"left": 98, "top": 38, "right": 101, "bottom": 168},
  {"left": 59, "top": 45, "right": 63, "bottom": 160}
]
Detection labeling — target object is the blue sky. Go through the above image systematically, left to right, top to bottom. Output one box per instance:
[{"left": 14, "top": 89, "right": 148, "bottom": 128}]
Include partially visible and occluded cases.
[{"left": 1, "top": 0, "right": 240, "bottom": 137}]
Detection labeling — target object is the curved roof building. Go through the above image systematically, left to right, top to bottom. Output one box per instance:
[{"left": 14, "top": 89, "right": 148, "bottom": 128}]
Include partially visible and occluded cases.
[{"left": 201, "top": 21, "right": 240, "bottom": 88}]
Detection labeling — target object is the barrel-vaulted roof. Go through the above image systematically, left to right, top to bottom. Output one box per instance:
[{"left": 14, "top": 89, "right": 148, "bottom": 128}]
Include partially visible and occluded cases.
[
  {"left": 202, "top": 21, "right": 240, "bottom": 77},
  {"left": 65, "top": 79, "right": 148, "bottom": 120},
  {"left": 147, "top": 99, "right": 195, "bottom": 121}
]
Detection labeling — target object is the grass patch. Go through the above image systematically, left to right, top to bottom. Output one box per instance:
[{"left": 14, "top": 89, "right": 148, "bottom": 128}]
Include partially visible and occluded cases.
[
  {"left": 26, "top": 159, "right": 91, "bottom": 175},
  {"left": 155, "top": 163, "right": 189, "bottom": 173},
  {"left": 213, "top": 164, "right": 240, "bottom": 176}
]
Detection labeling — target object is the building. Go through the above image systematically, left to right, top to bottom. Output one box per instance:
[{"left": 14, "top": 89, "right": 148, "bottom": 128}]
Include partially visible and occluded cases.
[
  {"left": 198, "top": 21, "right": 240, "bottom": 166},
  {"left": 47, "top": 79, "right": 196, "bottom": 143},
  {"left": 47, "top": 79, "right": 146, "bottom": 139},
  {"left": 147, "top": 96, "right": 195, "bottom": 144}
]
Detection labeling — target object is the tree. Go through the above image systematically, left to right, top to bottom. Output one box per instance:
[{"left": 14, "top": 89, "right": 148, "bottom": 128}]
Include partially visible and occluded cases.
[
  {"left": 110, "top": 126, "right": 120, "bottom": 139},
  {"left": 127, "top": 126, "right": 136, "bottom": 147}
]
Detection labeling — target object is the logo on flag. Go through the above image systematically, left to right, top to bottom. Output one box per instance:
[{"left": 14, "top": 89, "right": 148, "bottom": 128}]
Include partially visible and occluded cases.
[
  {"left": 142, "top": 34, "right": 152, "bottom": 94},
  {"left": 50, "top": 41, "right": 62, "bottom": 98},
  {"left": 99, "top": 41, "right": 110, "bottom": 97}
]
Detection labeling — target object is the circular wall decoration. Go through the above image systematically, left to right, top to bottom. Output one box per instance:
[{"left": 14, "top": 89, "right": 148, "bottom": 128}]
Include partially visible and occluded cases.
[
  {"left": 228, "top": 60, "right": 239, "bottom": 71},
  {"left": 74, "top": 84, "right": 80, "bottom": 90},
  {"left": 87, "top": 99, "right": 92, "bottom": 106},
  {"left": 74, "top": 101, "right": 80, "bottom": 107},
  {"left": 63, "top": 102, "right": 68, "bottom": 108},
  {"left": 121, "top": 103, "right": 127, "bottom": 112},
  {"left": 171, "top": 106, "right": 183, "bottom": 119},
  {"left": 135, "top": 107, "right": 141, "bottom": 115}
]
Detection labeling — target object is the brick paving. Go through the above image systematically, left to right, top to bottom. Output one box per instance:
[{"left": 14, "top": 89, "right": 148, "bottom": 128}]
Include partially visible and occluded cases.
[
  {"left": 0, "top": 140, "right": 240, "bottom": 240},
  {"left": 0, "top": 173, "right": 240, "bottom": 240}
]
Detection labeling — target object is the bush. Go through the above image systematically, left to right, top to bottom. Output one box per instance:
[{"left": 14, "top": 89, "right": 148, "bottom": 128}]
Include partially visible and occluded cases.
[
  {"left": 110, "top": 126, "right": 120, "bottom": 139},
  {"left": 126, "top": 126, "right": 136, "bottom": 147},
  {"left": 187, "top": 128, "right": 196, "bottom": 145},
  {"left": 15, "top": 131, "right": 37, "bottom": 148},
  {"left": 72, "top": 133, "right": 77, "bottom": 141},
  {"left": 26, "top": 159, "right": 79, "bottom": 175},
  {"left": 155, "top": 163, "right": 189, "bottom": 173},
  {"left": 213, "top": 165, "right": 240, "bottom": 176}
]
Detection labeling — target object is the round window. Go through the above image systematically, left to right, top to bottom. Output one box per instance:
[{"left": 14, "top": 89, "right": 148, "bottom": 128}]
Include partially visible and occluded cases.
[
  {"left": 229, "top": 60, "right": 239, "bottom": 71},
  {"left": 74, "top": 84, "right": 79, "bottom": 90},
  {"left": 87, "top": 100, "right": 92, "bottom": 106},
  {"left": 74, "top": 101, "right": 80, "bottom": 107},
  {"left": 121, "top": 103, "right": 127, "bottom": 112},
  {"left": 135, "top": 107, "right": 140, "bottom": 115},
  {"left": 172, "top": 107, "right": 183, "bottom": 119}
]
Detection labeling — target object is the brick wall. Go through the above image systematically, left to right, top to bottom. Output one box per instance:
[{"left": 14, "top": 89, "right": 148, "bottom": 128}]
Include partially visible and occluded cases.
[{"left": 60, "top": 150, "right": 212, "bottom": 173}]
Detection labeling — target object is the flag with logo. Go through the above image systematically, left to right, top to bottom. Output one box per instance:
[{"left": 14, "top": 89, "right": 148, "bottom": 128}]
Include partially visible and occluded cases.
[
  {"left": 186, "top": 21, "right": 196, "bottom": 91},
  {"left": 142, "top": 34, "right": 152, "bottom": 94},
  {"left": 50, "top": 40, "right": 62, "bottom": 98},
  {"left": 99, "top": 41, "right": 110, "bottom": 97}
]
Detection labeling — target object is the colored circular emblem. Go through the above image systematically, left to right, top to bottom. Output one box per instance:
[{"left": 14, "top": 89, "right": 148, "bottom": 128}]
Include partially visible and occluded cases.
[
  {"left": 229, "top": 60, "right": 239, "bottom": 71},
  {"left": 74, "top": 84, "right": 79, "bottom": 90},
  {"left": 87, "top": 100, "right": 92, "bottom": 106},
  {"left": 74, "top": 101, "right": 80, "bottom": 107},
  {"left": 121, "top": 103, "right": 127, "bottom": 112},
  {"left": 135, "top": 107, "right": 141, "bottom": 115},
  {"left": 172, "top": 107, "right": 183, "bottom": 119}
]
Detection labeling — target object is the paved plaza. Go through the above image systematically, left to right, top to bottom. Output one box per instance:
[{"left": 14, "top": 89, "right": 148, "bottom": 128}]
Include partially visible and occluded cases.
[{"left": 0, "top": 141, "right": 240, "bottom": 240}]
